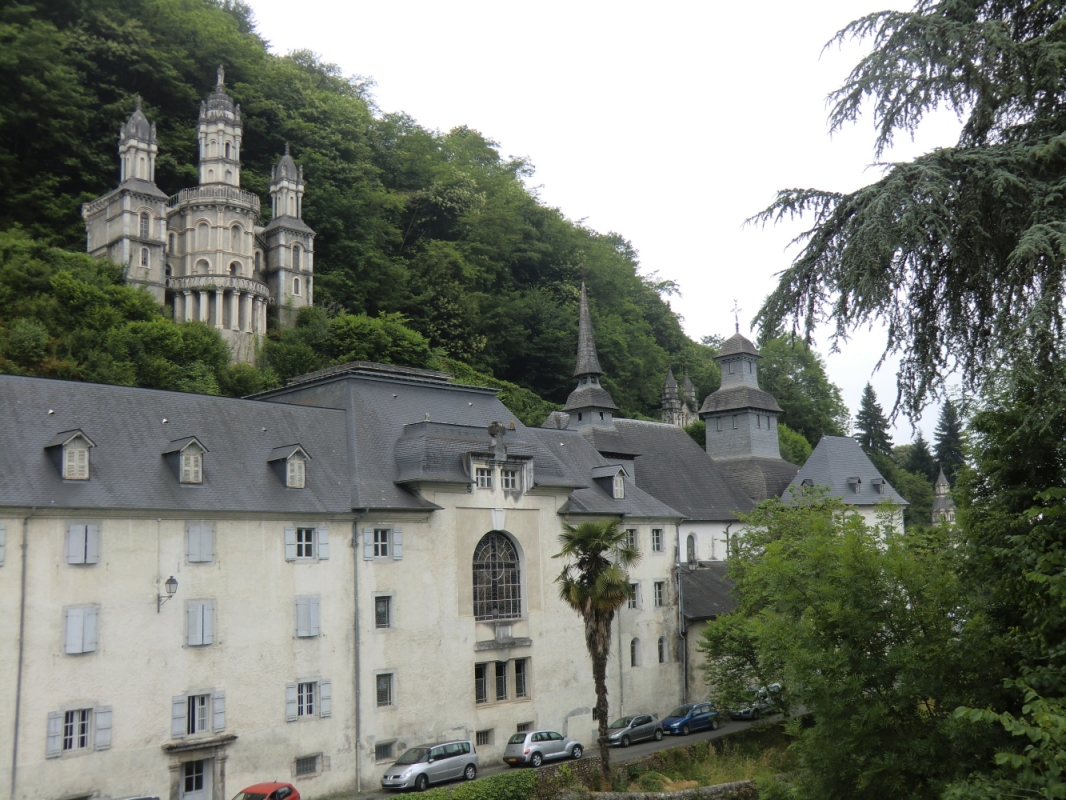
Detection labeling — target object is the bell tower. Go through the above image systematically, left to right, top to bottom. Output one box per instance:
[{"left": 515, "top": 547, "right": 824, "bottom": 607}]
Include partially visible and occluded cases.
[
  {"left": 197, "top": 66, "right": 242, "bottom": 187},
  {"left": 263, "top": 144, "right": 315, "bottom": 327}
]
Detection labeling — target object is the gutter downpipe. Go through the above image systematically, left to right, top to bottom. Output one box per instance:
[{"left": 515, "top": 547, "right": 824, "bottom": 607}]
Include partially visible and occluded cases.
[
  {"left": 11, "top": 507, "right": 35, "bottom": 800},
  {"left": 352, "top": 512, "right": 364, "bottom": 795},
  {"left": 676, "top": 521, "right": 686, "bottom": 703}
]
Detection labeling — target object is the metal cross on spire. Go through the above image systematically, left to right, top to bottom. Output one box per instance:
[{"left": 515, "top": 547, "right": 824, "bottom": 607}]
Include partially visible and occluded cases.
[{"left": 730, "top": 300, "right": 741, "bottom": 334}]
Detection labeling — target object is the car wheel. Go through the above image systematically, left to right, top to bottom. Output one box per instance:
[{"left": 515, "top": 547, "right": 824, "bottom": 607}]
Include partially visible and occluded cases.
[
  {"left": 752, "top": 709, "right": 760, "bottom": 721},
  {"left": 711, "top": 718, "right": 719, "bottom": 731},
  {"left": 681, "top": 724, "right": 691, "bottom": 736},
  {"left": 654, "top": 729, "right": 663, "bottom": 741},
  {"left": 621, "top": 735, "right": 631, "bottom": 748},
  {"left": 571, "top": 745, "right": 583, "bottom": 760},
  {"left": 531, "top": 753, "right": 543, "bottom": 768},
  {"left": 464, "top": 764, "right": 477, "bottom": 781},
  {"left": 415, "top": 774, "right": 429, "bottom": 792}
]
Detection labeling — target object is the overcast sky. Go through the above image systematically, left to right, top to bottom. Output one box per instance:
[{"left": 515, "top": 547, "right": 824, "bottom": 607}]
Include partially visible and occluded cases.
[{"left": 247, "top": 0, "right": 962, "bottom": 441}]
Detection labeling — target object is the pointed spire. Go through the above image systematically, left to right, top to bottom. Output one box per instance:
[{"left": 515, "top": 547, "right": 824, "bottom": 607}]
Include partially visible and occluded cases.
[
  {"left": 217, "top": 64, "right": 225, "bottom": 89},
  {"left": 135, "top": 94, "right": 142, "bottom": 111},
  {"left": 573, "top": 281, "right": 603, "bottom": 377},
  {"left": 664, "top": 367, "right": 678, "bottom": 391},
  {"left": 682, "top": 368, "right": 697, "bottom": 406},
  {"left": 935, "top": 466, "right": 951, "bottom": 492}
]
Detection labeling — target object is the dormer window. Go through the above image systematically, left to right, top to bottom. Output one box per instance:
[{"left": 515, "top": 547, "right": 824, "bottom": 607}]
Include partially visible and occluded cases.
[
  {"left": 46, "top": 430, "right": 96, "bottom": 481},
  {"left": 162, "top": 437, "right": 208, "bottom": 486},
  {"left": 268, "top": 445, "right": 312, "bottom": 489},
  {"left": 181, "top": 449, "right": 203, "bottom": 484},
  {"left": 287, "top": 455, "right": 306, "bottom": 488},
  {"left": 476, "top": 467, "right": 493, "bottom": 489},
  {"left": 501, "top": 469, "right": 518, "bottom": 490},
  {"left": 613, "top": 473, "right": 625, "bottom": 499},
  {"left": 847, "top": 476, "right": 862, "bottom": 493},
  {"left": 872, "top": 478, "right": 886, "bottom": 495}
]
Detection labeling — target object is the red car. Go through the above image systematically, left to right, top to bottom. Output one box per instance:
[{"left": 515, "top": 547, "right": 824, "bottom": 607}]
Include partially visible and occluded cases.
[{"left": 232, "top": 783, "right": 300, "bottom": 800}]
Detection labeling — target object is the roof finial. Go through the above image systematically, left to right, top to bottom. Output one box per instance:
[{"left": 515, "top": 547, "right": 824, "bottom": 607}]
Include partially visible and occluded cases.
[
  {"left": 216, "top": 64, "right": 225, "bottom": 89},
  {"left": 135, "top": 94, "right": 142, "bottom": 111},
  {"left": 284, "top": 142, "right": 290, "bottom": 155},
  {"left": 574, "top": 281, "right": 604, "bottom": 377},
  {"left": 730, "top": 299, "right": 742, "bottom": 334}
]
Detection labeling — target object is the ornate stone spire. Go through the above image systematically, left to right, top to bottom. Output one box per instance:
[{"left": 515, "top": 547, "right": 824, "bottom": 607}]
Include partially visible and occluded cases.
[
  {"left": 217, "top": 64, "right": 225, "bottom": 89},
  {"left": 573, "top": 281, "right": 603, "bottom": 377},
  {"left": 661, "top": 368, "right": 684, "bottom": 426},
  {"left": 682, "top": 368, "right": 697, "bottom": 408},
  {"left": 932, "top": 466, "right": 956, "bottom": 523}
]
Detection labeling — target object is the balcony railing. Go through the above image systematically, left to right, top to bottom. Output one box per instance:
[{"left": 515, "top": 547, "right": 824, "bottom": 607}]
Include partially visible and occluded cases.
[
  {"left": 168, "top": 185, "right": 260, "bottom": 213},
  {"left": 167, "top": 273, "right": 271, "bottom": 299}
]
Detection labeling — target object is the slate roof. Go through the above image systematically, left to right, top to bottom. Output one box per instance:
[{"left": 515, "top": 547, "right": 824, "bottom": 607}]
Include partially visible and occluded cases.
[
  {"left": 262, "top": 215, "right": 315, "bottom": 235},
  {"left": 574, "top": 282, "right": 603, "bottom": 376},
  {"left": 717, "top": 333, "right": 760, "bottom": 359},
  {"left": 0, "top": 375, "right": 351, "bottom": 513},
  {"left": 562, "top": 384, "right": 619, "bottom": 412},
  {"left": 698, "top": 385, "right": 783, "bottom": 415},
  {"left": 611, "top": 419, "right": 755, "bottom": 521},
  {"left": 574, "top": 425, "right": 641, "bottom": 457},
  {"left": 525, "top": 428, "right": 682, "bottom": 519},
  {"left": 784, "top": 435, "right": 908, "bottom": 506},
  {"left": 715, "top": 457, "right": 799, "bottom": 504},
  {"left": 680, "top": 562, "right": 737, "bottom": 622}
]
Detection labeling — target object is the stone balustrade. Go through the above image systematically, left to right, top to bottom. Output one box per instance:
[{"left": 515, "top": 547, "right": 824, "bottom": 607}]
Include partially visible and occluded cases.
[
  {"left": 167, "top": 185, "right": 260, "bottom": 213},
  {"left": 167, "top": 273, "right": 271, "bottom": 299}
]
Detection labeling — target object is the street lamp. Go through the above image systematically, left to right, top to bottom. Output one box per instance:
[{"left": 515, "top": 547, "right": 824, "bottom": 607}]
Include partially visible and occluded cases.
[{"left": 158, "top": 575, "right": 178, "bottom": 612}]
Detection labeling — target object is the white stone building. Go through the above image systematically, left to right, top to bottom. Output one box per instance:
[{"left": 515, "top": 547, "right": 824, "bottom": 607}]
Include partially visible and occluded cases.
[{"left": 81, "top": 68, "right": 314, "bottom": 363}]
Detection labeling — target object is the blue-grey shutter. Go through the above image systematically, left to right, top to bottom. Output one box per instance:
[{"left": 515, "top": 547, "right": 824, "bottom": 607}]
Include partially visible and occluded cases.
[
  {"left": 0, "top": 523, "right": 6, "bottom": 566},
  {"left": 186, "top": 523, "right": 201, "bottom": 562},
  {"left": 66, "top": 524, "right": 85, "bottom": 564},
  {"left": 85, "top": 524, "right": 101, "bottom": 564},
  {"left": 202, "top": 525, "right": 215, "bottom": 562},
  {"left": 284, "top": 527, "right": 297, "bottom": 561},
  {"left": 317, "top": 527, "right": 329, "bottom": 559},
  {"left": 362, "top": 527, "right": 374, "bottom": 560},
  {"left": 392, "top": 527, "right": 403, "bottom": 560},
  {"left": 295, "top": 597, "right": 310, "bottom": 637},
  {"left": 310, "top": 597, "right": 321, "bottom": 636},
  {"left": 202, "top": 601, "right": 215, "bottom": 645},
  {"left": 187, "top": 603, "right": 202, "bottom": 646},
  {"left": 84, "top": 606, "right": 98, "bottom": 652},
  {"left": 65, "top": 607, "right": 84, "bottom": 654},
  {"left": 319, "top": 679, "right": 331, "bottom": 718},
  {"left": 285, "top": 683, "right": 298, "bottom": 722},
  {"left": 212, "top": 690, "right": 225, "bottom": 732},
  {"left": 171, "top": 696, "right": 186, "bottom": 739},
  {"left": 94, "top": 706, "right": 112, "bottom": 750},
  {"left": 46, "top": 712, "right": 62, "bottom": 757}
]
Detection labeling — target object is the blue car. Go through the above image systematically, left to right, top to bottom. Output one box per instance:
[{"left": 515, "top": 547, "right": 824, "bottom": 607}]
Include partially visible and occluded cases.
[{"left": 661, "top": 702, "right": 721, "bottom": 735}]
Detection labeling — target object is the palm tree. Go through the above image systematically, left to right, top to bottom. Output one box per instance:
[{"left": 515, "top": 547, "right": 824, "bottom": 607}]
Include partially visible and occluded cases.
[{"left": 554, "top": 519, "right": 640, "bottom": 784}]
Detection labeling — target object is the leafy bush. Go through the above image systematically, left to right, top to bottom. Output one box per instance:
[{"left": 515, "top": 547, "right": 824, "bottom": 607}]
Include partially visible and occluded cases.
[{"left": 418, "top": 769, "right": 536, "bottom": 800}]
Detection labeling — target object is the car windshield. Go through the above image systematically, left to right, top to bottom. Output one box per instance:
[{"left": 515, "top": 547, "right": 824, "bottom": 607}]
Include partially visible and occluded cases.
[
  {"left": 666, "top": 706, "right": 692, "bottom": 718},
  {"left": 608, "top": 717, "right": 633, "bottom": 729},
  {"left": 508, "top": 733, "right": 527, "bottom": 744},
  {"left": 394, "top": 747, "right": 430, "bottom": 765},
  {"left": 232, "top": 794, "right": 267, "bottom": 800}
]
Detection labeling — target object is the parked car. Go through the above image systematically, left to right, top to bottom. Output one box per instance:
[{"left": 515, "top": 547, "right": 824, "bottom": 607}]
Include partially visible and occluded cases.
[
  {"left": 729, "top": 684, "right": 782, "bottom": 721},
  {"left": 661, "top": 702, "right": 721, "bottom": 735},
  {"left": 607, "top": 714, "right": 664, "bottom": 747},
  {"left": 503, "top": 730, "right": 583, "bottom": 767},
  {"left": 380, "top": 740, "right": 479, "bottom": 792},
  {"left": 232, "top": 784, "right": 299, "bottom": 800}
]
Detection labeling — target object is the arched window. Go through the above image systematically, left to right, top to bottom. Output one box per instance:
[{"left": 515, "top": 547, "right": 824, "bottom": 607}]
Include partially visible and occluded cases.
[
  {"left": 210, "top": 139, "right": 217, "bottom": 157},
  {"left": 225, "top": 142, "right": 231, "bottom": 159},
  {"left": 139, "top": 155, "right": 146, "bottom": 178},
  {"left": 208, "top": 169, "right": 215, "bottom": 182},
  {"left": 225, "top": 170, "right": 233, "bottom": 183},
  {"left": 289, "top": 195, "right": 296, "bottom": 216},
  {"left": 139, "top": 212, "right": 150, "bottom": 239},
  {"left": 197, "top": 223, "right": 209, "bottom": 251},
  {"left": 230, "top": 224, "right": 242, "bottom": 253},
  {"left": 168, "top": 233, "right": 175, "bottom": 254},
  {"left": 293, "top": 245, "right": 301, "bottom": 270},
  {"left": 140, "top": 248, "right": 149, "bottom": 267},
  {"left": 254, "top": 251, "right": 261, "bottom": 270},
  {"left": 194, "top": 258, "right": 209, "bottom": 275},
  {"left": 229, "top": 262, "right": 239, "bottom": 276},
  {"left": 293, "top": 276, "right": 300, "bottom": 296},
  {"left": 473, "top": 532, "right": 521, "bottom": 621},
  {"left": 686, "top": 534, "right": 696, "bottom": 564},
  {"left": 658, "top": 637, "right": 667, "bottom": 664},
  {"left": 630, "top": 638, "right": 640, "bottom": 667}
]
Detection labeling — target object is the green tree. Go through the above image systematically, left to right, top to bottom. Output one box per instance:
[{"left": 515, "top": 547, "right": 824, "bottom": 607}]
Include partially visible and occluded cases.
[
  {"left": 757, "top": 336, "right": 849, "bottom": 445},
  {"left": 854, "top": 383, "right": 893, "bottom": 456},
  {"left": 934, "top": 400, "right": 965, "bottom": 483},
  {"left": 777, "top": 422, "right": 812, "bottom": 465},
  {"left": 904, "top": 430, "right": 937, "bottom": 483},
  {"left": 553, "top": 520, "right": 639, "bottom": 783}
]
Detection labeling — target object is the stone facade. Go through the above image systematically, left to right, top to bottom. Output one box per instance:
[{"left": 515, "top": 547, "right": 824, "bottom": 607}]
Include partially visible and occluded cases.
[{"left": 82, "top": 67, "right": 314, "bottom": 364}]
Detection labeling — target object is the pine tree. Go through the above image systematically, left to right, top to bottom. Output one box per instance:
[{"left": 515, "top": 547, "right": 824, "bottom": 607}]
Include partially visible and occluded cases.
[
  {"left": 854, "top": 384, "right": 893, "bottom": 456},
  {"left": 934, "top": 400, "right": 964, "bottom": 483},
  {"left": 904, "top": 430, "right": 937, "bottom": 482}
]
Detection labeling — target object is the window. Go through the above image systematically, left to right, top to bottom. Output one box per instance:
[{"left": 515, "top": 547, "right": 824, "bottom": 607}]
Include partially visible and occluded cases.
[
  {"left": 225, "top": 142, "right": 231, "bottom": 159},
  {"left": 139, "top": 212, "right": 150, "bottom": 238},
  {"left": 197, "top": 222, "right": 209, "bottom": 250},
  {"left": 169, "top": 233, "right": 175, "bottom": 253},
  {"left": 293, "top": 245, "right": 301, "bottom": 269},
  {"left": 140, "top": 247, "right": 149, "bottom": 267},
  {"left": 255, "top": 251, "right": 261, "bottom": 269},
  {"left": 293, "top": 277, "right": 301, "bottom": 296},
  {"left": 728, "top": 361, "right": 735, "bottom": 374},
  {"left": 757, "top": 414, "right": 762, "bottom": 429},
  {"left": 732, "top": 415, "right": 738, "bottom": 430},
  {"left": 716, "top": 417, "right": 722, "bottom": 432},
  {"left": 63, "top": 443, "right": 90, "bottom": 480},
  {"left": 180, "top": 450, "right": 202, "bottom": 484},
  {"left": 476, "top": 467, "right": 493, "bottom": 488},
  {"left": 501, "top": 469, "right": 518, "bottom": 490},
  {"left": 613, "top": 473, "right": 625, "bottom": 499},
  {"left": 186, "top": 522, "right": 215, "bottom": 563},
  {"left": 66, "top": 524, "right": 101, "bottom": 565},
  {"left": 285, "top": 526, "right": 330, "bottom": 561},
  {"left": 297, "top": 527, "right": 315, "bottom": 558},
  {"left": 624, "top": 528, "right": 638, "bottom": 550},
  {"left": 651, "top": 528, "right": 663, "bottom": 552},
  {"left": 374, "top": 529, "right": 389, "bottom": 557},
  {"left": 473, "top": 532, "right": 521, "bottom": 620},
  {"left": 687, "top": 534, "right": 696, "bottom": 563},
  {"left": 654, "top": 581, "right": 665, "bottom": 607},
  {"left": 628, "top": 582, "right": 639, "bottom": 609},
  {"left": 295, "top": 596, "right": 321, "bottom": 637},
  {"left": 375, "top": 596, "right": 391, "bottom": 629},
  {"left": 186, "top": 601, "right": 215, "bottom": 646},
  {"left": 64, "top": 606, "right": 98, "bottom": 654},
  {"left": 658, "top": 637, "right": 667, "bottom": 664},
  {"left": 630, "top": 638, "right": 640, "bottom": 667},
  {"left": 515, "top": 658, "right": 528, "bottom": 698},
  {"left": 495, "top": 661, "right": 508, "bottom": 701},
  {"left": 475, "top": 663, "right": 488, "bottom": 704},
  {"left": 376, "top": 673, "right": 394, "bottom": 707},
  {"left": 286, "top": 680, "right": 331, "bottom": 720},
  {"left": 298, "top": 682, "right": 316, "bottom": 716},
  {"left": 170, "top": 693, "right": 222, "bottom": 739},
  {"left": 187, "top": 693, "right": 210, "bottom": 734},
  {"left": 46, "top": 706, "right": 110, "bottom": 757},
  {"left": 64, "top": 709, "right": 91, "bottom": 751},
  {"left": 517, "top": 722, "right": 532, "bottom": 733},
  {"left": 476, "top": 730, "right": 493, "bottom": 747},
  {"left": 375, "top": 742, "right": 394, "bottom": 761},
  {"left": 296, "top": 754, "right": 321, "bottom": 775},
  {"left": 184, "top": 760, "right": 205, "bottom": 795}
]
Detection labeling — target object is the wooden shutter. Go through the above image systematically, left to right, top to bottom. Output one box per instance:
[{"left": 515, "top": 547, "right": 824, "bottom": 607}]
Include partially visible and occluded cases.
[
  {"left": 75, "top": 446, "right": 88, "bottom": 479},
  {"left": 64, "top": 447, "right": 76, "bottom": 479},
  {"left": 0, "top": 523, "right": 6, "bottom": 566},
  {"left": 187, "top": 523, "right": 202, "bottom": 562},
  {"left": 66, "top": 524, "right": 85, "bottom": 564},
  {"left": 85, "top": 524, "right": 101, "bottom": 564},
  {"left": 202, "top": 525, "right": 215, "bottom": 562},
  {"left": 284, "top": 527, "right": 297, "bottom": 561},
  {"left": 317, "top": 527, "right": 329, "bottom": 560},
  {"left": 362, "top": 527, "right": 374, "bottom": 560},
  {"left": 392, "top": 527, "right": 404, "bottom": 560},
  {"left": 295, "top": 597, "right": 310, "bottom": 637},
  {"left": 310, "top": 597, "right": 321, "bottom": 636},
  {"left": 202, "top": 601, "right": 215, "bottom": 645},
  {"left": 187, "top": 602, "right": 203, "bottom": 646},
  {"left": 83, "top": 606, "right": 98, "bottom": 652},
  {"left": 65, "top": 607, "right": 85, "bottom": 654},
  {"left": 319, "top": 679, "right": 332, "bottom": 718},
  {"left": 285, "top": 683, "right": 298, "bottom": 722},
  {"left": 212, "top": 690, "right": 225, "bottom": 732},
  {"left": 171, "top": 695, "right": 186, "bottom": 739},
  {"left": 94, "top": 706, "right": 112, "bottom": 750},
  {"left": 46, "top": 711, "right": 62, "bottom": 757}
]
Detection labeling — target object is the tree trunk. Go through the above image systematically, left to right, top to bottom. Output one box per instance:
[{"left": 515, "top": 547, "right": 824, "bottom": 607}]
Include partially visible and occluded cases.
[{"left": 586, "top": 609, "right": 614, "bottom": 785}]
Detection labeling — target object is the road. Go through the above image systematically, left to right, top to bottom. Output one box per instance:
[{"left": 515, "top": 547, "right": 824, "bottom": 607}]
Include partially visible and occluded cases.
[{"left": 355, "top": 715, "right": 771, "bottom": 799}]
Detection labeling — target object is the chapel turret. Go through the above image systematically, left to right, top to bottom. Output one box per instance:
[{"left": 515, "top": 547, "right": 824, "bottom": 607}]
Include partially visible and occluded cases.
[
  {"left": 197, "top": 66, "right": 242, "bottom": 187},
  {"left": 562, "top": 282, "right": 619, "bottom": 429}
]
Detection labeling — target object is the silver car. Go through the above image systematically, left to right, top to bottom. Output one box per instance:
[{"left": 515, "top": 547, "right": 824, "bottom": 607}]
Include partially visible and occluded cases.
[
  {"left": 607, "top": 714, "right": 664, "bottom": 747},
  {"left": 502, "top": 730, "right": 583, "bottom": 768},
  {"left": 380, "top": 740, "right": 479, "bottom": 791}
]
